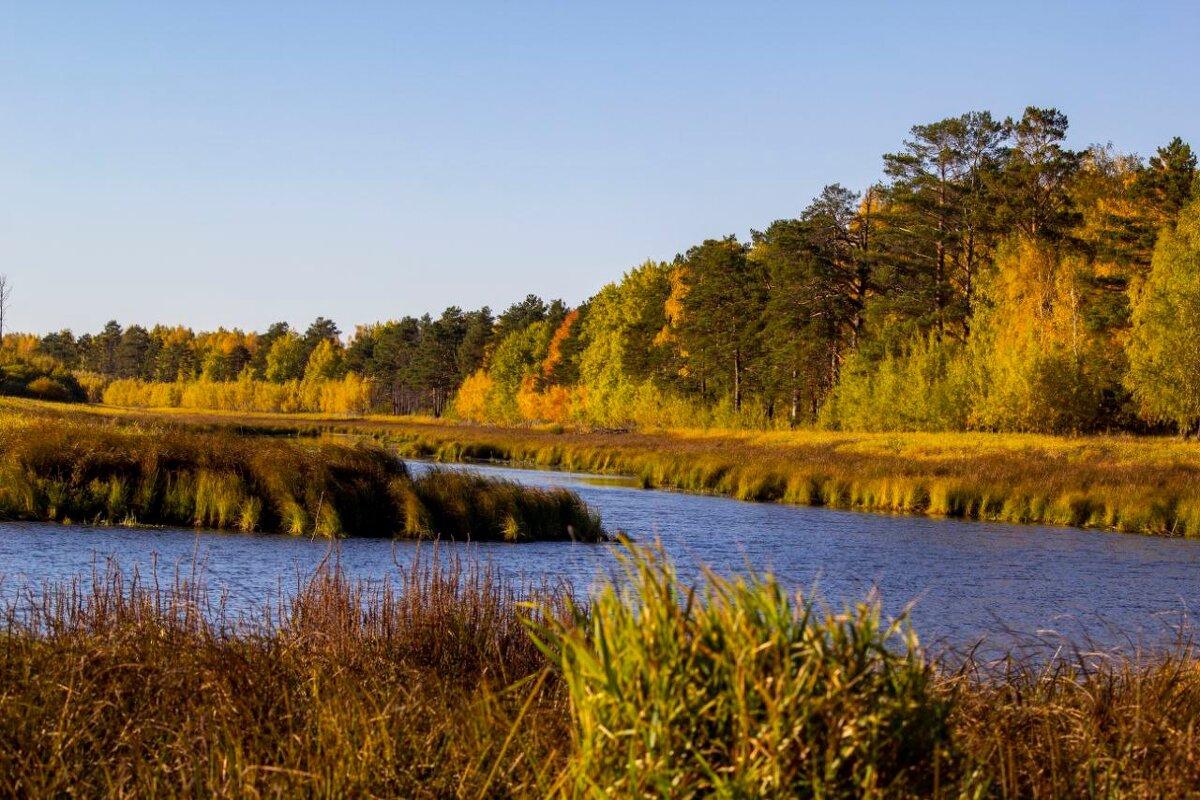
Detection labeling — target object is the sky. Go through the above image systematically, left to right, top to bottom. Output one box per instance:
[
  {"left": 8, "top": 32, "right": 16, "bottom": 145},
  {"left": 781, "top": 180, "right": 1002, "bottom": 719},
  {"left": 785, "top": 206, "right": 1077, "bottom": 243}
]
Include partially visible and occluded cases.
[{"left": 1, "top": 1, "right": 1197, "bottom": 336}]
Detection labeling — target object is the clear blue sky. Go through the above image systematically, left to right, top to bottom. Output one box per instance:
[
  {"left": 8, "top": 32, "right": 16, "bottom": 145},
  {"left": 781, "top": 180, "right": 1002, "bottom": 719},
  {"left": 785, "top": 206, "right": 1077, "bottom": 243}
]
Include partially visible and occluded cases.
[{"left": 2, "top": 1, "right": 1197, "bottom": 335}]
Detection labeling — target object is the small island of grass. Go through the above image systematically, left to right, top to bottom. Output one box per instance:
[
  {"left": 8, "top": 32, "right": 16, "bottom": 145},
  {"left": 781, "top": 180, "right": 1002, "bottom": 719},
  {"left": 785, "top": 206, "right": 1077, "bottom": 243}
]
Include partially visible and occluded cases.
[{"left": 0, "top": 400, "right": 605, "bottom": 543}]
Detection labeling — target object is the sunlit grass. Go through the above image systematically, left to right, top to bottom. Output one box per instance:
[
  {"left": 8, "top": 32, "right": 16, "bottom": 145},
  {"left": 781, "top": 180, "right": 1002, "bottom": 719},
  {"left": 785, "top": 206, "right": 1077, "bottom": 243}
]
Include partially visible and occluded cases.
[
  {"left": 9, "top": 395, "right": 1200, "bottom": 537},
  {"left": 13, "top": 396, "right": 1200, "bottom": 535},
  {"left": 0, "top": 399, "right": 606, "bottom": 542}
]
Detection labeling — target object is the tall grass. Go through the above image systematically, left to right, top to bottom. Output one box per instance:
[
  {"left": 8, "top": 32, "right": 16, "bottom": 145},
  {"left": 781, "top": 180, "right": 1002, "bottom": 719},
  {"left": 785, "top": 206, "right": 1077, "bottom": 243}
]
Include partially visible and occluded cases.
[
  {"left": 73, "top": 399, "right": 1200, "bottom": 537},
  {"left": 0, "top": 400, "right": 606, "bottom": 542},
  {"left": 384, "top": 424, "right": 1200, "bottom": 538},
  {"left": 2, "top": 543, "right": 1199, "bottom": 796},
  {"left": 0, "top": 551, "right": 571, "bottom": 797},
  {"left": 948, "top": 651, "right": 1200, "bottom": 797}
]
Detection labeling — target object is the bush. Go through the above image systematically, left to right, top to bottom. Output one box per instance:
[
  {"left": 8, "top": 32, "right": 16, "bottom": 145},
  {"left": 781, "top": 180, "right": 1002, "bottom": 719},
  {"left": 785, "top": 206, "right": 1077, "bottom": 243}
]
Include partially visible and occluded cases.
[{"left": 0, "top": 361, "right": 86, "bottom": 403}]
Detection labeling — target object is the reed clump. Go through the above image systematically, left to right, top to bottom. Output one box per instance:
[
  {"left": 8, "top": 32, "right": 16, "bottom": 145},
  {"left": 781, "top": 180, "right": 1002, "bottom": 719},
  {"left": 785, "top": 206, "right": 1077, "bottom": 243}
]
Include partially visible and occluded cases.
[
  {"left": 0, "top": 400, "right": 607, "bottom": 542},
  {"left": 409, "top": 469, "right": 604, "bottom": 543},
  {"left": 532, "top": 545, "right": 953, "bottom": 797},
  {"left": 946, "top": 650, "right": 1200, "bottom": 797}
]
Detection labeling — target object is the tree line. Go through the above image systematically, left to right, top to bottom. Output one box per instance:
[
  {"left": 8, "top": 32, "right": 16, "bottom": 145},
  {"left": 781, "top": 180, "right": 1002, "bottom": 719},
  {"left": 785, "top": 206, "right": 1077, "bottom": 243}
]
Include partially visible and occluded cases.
[{"left": 10, "top": 106, "right": 1200, "bottom": 434}]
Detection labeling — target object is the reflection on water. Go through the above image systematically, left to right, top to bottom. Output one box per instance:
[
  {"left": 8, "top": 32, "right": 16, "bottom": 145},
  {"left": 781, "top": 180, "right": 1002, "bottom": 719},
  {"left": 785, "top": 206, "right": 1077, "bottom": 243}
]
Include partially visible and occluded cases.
[{"left": 1, "top": 459, "right": 1198, "bottom": 653}]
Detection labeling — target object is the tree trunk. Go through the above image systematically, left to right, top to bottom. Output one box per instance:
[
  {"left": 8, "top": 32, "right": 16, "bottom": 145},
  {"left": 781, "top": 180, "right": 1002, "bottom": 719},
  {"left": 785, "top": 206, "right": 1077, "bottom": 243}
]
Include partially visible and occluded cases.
[
  {"left": 733, "top": 348, "right": 742, "bottom": 413},
  {"left": 790, "top": 368, "right": 800, "bottom": 427}
]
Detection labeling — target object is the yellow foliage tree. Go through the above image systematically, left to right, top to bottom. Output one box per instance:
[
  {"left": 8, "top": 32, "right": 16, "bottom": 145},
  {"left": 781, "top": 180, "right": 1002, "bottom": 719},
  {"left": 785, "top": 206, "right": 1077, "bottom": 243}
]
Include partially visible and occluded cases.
[{"left": 453, "top": 370, "right": 495, "bottom": 423}]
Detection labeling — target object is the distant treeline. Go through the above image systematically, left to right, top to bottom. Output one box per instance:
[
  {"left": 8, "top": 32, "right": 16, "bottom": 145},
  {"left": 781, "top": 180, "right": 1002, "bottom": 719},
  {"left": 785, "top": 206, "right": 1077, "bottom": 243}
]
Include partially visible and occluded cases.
[{"left": 7, "top": 106, "right": 1200, "bottom": 434}]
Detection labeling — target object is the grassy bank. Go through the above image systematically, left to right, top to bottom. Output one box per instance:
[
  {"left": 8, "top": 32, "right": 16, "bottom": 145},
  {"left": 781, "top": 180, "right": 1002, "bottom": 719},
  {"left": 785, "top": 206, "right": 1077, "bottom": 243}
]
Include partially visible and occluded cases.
[
  {"left": 0, "top": 400, "right": 605, "bottom": 542},
  {"left": 76, "top": 402, "right": 1200, "bottom": 537},
  {"left": 389, "top": 427, "right": 1200, "bottom": 537},
  {"left": 1, "top": 544, "right": 1197, "bottom": 797}
]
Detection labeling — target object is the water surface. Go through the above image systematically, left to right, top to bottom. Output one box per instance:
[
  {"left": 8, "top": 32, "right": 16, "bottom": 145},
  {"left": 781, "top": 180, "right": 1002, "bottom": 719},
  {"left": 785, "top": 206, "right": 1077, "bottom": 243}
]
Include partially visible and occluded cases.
[{"left": 1, "top": 460, "right": 1197, "bottom": 652}]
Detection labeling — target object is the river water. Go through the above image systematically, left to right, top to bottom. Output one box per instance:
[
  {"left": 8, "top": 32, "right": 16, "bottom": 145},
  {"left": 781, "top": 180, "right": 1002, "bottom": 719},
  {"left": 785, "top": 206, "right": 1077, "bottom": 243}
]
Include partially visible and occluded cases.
[{"left": 2, "top": 460, "right": 1198, "bottom": 653}]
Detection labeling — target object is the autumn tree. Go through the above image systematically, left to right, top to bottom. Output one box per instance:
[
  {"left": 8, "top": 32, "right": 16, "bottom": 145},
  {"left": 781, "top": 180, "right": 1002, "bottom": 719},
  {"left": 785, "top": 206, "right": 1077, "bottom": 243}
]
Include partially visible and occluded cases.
[
  {"left": 1126, "top": 196, "right": 1200, "bottom": 434},
  {"left": 304, "top": 338, "right": 345, "bottom": 381}
]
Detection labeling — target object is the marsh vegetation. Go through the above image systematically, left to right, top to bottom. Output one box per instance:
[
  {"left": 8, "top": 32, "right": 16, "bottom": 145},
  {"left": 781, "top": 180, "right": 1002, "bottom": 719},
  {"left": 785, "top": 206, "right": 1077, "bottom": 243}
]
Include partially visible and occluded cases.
[
  {"left": 0, "top": 401, "right": 604, "bottom": 542},
  {"left": 1, "top": 544, "right": 1197, "bottom": 797}
]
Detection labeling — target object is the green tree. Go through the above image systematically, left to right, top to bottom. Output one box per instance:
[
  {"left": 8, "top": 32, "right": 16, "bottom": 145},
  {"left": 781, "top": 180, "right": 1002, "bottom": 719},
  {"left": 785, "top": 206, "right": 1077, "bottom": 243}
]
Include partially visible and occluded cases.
[
  {"left": 998, "top": 107, "right": 1080, "bottom": 242},
  {"left": 881, "top": 112, "right": 1004, "bottom": 338},
  {"left": 1135, "top": 136, "right": 1198, "bottom": 228},
  {"left": 1126, "top": 197, "right": 1200, "bottom": 434},
  {"left": 676, "top": 237, "right": 765, "bottom": 412},
  {"left": 576, "top": 261, "right": 675, "bottom": 425},
  {"left": 494, "top": 295, "right": 548, "bottom": 342},
  {"left": 456, "top": 307, "right": 494, "bottom": 379},
  {"left": 412, "top": 308, "right": 470, "bottom": 416},
  {"left": 303, "top": 317, "right": 341, "bottom": 363},
  {"left": 371, "top": 318, "right": 422, "bottom": 414},
  {"left": 486, "top": 320, "right": 553, "bottom": 422},
  {"left": 85, "top": 321, "right": 124, "bottom": 376},
  {"left": 252, "top": 322, "right": 291, "bottom": 374},
  {"left": 115, "top": 325, "right": 154, "bottom": 379},
  {"left": 38, "top": 330, "right": 80, "bottom": 368},
  {"left": 264, "top": 332, "right": 306, "bottom": 383},
  {"left": 227, "top": 343, "right": 252, "bottom": 377}
]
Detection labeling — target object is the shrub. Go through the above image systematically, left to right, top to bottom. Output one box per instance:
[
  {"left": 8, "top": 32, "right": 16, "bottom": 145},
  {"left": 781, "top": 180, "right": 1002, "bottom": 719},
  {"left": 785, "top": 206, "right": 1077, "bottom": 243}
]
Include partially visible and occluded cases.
[{"left": 0, "top": 361, "right": 86, "bottom": 403}]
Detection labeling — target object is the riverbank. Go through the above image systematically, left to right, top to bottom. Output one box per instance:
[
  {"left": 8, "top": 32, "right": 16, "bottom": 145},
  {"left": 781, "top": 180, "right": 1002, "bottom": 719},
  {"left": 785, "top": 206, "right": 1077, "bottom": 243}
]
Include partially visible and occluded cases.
[
  {"left": 0, "top": 400, "right": 605, "bottom": 541},
  {"left": 71, "top": 401, "right": 1200, "bottom": 537},
  {"left": 1, "top": 544, "right": 1196, "bottom": 797}
]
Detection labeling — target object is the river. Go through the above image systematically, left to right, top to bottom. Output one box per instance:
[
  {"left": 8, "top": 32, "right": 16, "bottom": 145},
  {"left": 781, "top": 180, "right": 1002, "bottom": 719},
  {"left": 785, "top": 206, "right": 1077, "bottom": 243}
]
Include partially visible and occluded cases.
[{"left": 1, "top": 460, "right": 1197, "bottom": 653}]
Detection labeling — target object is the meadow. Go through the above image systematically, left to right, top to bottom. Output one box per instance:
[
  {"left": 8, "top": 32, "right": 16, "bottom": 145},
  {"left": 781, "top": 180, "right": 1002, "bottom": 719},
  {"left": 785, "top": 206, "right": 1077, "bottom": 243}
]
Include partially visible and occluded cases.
[
  {"left": 0, "top": 399, "right": 604, "bottom": 542},
  {"left": 76, "top": 401, "right": 1200, "bottom": 537},
  {"left": 0, "top": 542, "right": 1197, "bottom": 797}
]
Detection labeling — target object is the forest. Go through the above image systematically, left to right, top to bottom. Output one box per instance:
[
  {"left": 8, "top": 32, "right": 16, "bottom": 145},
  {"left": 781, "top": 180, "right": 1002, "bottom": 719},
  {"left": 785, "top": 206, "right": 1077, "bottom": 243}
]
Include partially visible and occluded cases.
[{"left": 6, "top": 106, "right": 1199, "bottom": 435}]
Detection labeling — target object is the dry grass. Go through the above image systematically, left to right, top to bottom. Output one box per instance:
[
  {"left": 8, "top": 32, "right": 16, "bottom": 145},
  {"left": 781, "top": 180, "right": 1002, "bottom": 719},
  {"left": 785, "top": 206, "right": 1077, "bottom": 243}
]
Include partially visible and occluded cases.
[
  {"left": 0, "top": 550, "right": 572, "bottom": 797},
  {"left": 947, "top": 652, "right": 1200, "bottom": 797}
]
